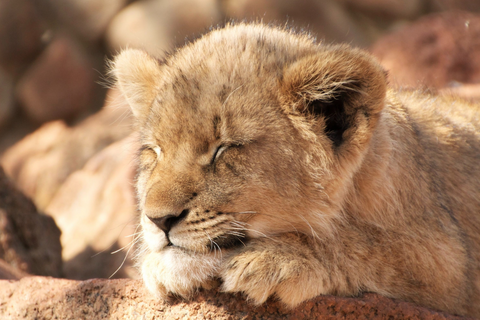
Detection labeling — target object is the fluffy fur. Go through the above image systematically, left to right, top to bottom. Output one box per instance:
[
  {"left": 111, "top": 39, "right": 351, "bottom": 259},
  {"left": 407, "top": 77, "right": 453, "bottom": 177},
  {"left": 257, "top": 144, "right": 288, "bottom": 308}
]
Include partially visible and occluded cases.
[{"left": 113, "top": 23, "right": 480, "bottom": 317}]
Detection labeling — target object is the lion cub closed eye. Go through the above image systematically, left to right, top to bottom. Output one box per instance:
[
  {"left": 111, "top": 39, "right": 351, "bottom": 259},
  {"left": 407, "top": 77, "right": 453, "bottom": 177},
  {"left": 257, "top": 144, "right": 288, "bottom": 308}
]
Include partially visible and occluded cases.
[{"left": 113, "top": 23, "right": 480, "bottom": 317}]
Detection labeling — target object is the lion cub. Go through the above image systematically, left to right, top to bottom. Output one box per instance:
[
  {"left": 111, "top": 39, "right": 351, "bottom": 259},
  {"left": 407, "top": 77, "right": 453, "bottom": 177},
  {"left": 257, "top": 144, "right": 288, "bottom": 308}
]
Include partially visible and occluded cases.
[{"left": 113, "top": 23, "right": 480, "bottom": 316}]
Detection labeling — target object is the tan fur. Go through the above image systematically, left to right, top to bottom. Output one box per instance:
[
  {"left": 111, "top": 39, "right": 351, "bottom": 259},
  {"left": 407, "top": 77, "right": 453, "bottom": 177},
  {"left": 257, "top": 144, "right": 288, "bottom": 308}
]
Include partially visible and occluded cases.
[{"left": 113, "top": 23, "right": 480, "bottom": 317}]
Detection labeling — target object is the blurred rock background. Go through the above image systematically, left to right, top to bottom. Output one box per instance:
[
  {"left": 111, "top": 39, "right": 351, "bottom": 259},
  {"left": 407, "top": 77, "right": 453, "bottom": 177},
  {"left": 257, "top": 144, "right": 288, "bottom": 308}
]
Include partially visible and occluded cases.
[{"left": 0, "top": 0, "right": 479, "bottom": 284}]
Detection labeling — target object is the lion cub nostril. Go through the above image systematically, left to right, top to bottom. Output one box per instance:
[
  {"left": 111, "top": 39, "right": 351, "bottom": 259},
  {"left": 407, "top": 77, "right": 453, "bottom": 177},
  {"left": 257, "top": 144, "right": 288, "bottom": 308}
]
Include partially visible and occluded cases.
[
  {"left": 148, "top": 209, "right": 190, "bottom": 234},
  {"left": 148, "top": 214, "right": 176, "bottom": 233}
]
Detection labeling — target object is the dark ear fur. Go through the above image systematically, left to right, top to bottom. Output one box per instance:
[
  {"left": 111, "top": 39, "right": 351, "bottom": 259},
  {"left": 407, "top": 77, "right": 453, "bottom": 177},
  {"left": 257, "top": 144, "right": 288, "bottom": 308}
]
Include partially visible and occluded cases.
[
  {"left": 281, "top": 45, "right": 387, "bottom": 147},
  {"left": 307, "top": 95, "right": 348, "bottom": 147}
]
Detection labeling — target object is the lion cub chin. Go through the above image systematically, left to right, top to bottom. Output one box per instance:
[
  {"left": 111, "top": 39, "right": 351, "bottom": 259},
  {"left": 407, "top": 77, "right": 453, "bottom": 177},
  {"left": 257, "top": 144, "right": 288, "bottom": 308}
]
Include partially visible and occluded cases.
[{"left": 113, "top": 23, "right": 480, "bottom": 317}]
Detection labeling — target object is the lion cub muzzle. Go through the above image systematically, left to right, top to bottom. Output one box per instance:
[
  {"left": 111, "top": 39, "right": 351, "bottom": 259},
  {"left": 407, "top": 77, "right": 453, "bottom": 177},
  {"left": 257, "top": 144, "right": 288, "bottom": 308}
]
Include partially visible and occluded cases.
[{"left": 145, "top": 205, "right": 246, "bottom": 252}]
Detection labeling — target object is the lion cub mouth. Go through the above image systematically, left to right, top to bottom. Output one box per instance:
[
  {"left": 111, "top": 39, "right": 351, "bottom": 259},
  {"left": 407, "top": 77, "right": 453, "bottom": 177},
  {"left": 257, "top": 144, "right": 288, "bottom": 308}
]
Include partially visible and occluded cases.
[
  {"left": 147, "top": 209, "right": 249, "bottom": 253},
  {"left": 164, "top": 232, "right": 246, "bottom": 249},
  {"left": 165, "top": 232, "right": 246, "bottom": 253},
  {"left": 210, "top": 234, "right": 246, "bottom": 250}
]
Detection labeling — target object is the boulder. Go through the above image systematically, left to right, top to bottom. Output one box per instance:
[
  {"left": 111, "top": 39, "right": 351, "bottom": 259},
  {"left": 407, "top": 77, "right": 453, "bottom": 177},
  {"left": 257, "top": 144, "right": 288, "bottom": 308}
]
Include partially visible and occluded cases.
[
  {"left": 0, "top": 0, "right": 45, "bottom": 76},
  {"left": 39, "top": 0, "right": 128, "bottom": 42},
  {"left": 106, "top": 0, "right": 221, "bottom": 58},
  {"left": 222, "top": 0, "right": 372, "bottom": 47},
  {"left": 337, "top": 0, "right": 424, "bottom": 19},
  {"left": 427, "top": 0, "right": 480, "bottom": 13},
  {"left": 371, "top": 11, "right": 480, "bottom": 88},
  {"left": 16, "top": 34, "right": 96, "bottom": 123},
  {"left": 0, "top": 69, "right": 14, "bottom": 131},
  {"left": 2, "top": 88, "right": 132, "bottom": 210},
  {"left": 2, "top": 88, "right": 136, "bottom": 280},
  {"left": 0, "top": 115, "right": 39, "bottom": 157},
  {"left": 46, "top": 134, "right": 139, "bottom": 280},
  {"left": 0, "top": 167, "right": 62, "bottom": 277},
  {"left": 0, "top": 259, "right": 27, "bottom": 280},
  {"left": 0, "top": 277, "right": 469, "bottom": 319}
]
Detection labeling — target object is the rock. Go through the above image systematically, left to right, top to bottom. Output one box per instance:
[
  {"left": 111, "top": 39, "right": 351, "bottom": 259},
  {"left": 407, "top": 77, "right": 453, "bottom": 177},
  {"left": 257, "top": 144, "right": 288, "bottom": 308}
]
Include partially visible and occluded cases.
[
  {"left": 0, "top": 0, "right": 46, "bottom": 76},
  {"left": 39, "top": 0, "right": 128, "bottom": 42},
  {"left": 106, "top": 0, "right": 221, "bottom": 58},
  {"left": 221, "top": 0, "right": 371, "bottom": 47},
  {"left": 339, "top": 0, "right": 424, "bottom": 19},
  {"left": 428, "top": 0, "right": 480, "bottom": 13},
  {"left": 371, "top": 11, "right": 480, "bottom": 88},
  {"left": 16, "top": 34, "right": 96, "bottom": 123},
  {"left": 0, "top": 69, "right": 15, "bottom": 130},
  {"left": 1, "top": 88, "right": 132, "bottom": 210},
  {"left": 1, "top": 89, "right": 135, "bottom": 280},
  {"left": 0, "top": 115, "right": 40, "bottom": 157},
  {"left": 45, "top": 134, "right": 139, "bottom": 280},
  {"left": 0, "top": 167, "right": 62, "bottom": 277},
  {"left": 0, "top": 259, "right": 27, "bottom": 280},
  {"left": 0, "top": 277, "right": 469, "bottom": 319}
]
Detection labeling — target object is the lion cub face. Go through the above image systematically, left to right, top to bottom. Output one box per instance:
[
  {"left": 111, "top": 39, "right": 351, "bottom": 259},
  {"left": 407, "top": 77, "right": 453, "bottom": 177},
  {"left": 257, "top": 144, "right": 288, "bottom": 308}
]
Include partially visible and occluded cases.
[
  {"left": 114, "top": 24, "right": 386, "bottom": 255},
  {"left": 136, "top": 78, "right": 313, "bottom": 254}
]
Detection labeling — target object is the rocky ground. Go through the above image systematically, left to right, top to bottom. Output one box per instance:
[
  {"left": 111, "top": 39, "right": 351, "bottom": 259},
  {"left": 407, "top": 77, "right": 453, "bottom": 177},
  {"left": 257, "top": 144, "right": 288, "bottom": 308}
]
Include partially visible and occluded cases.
[
  {"left": 1, "top": 0, "right": 480, "bottom": 319},
  {"left": 0, "top": 277, "right": 472, "bottom": 320}
]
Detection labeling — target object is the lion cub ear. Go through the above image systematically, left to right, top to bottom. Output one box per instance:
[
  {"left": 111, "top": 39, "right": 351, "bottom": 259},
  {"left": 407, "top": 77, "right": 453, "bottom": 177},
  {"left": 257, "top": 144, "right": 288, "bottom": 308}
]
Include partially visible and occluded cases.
[
  {"left": 281, "top": 46, "right": 387, "bottom": 148},
  {"left": 112, "top": 49, "right": 162, "bottom": 119}
]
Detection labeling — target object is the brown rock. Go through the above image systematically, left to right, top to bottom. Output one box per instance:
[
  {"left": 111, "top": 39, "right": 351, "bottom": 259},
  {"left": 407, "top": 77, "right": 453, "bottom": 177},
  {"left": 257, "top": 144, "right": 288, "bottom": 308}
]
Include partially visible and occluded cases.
[
  {"left": 0, "top": 0, "right": 46, "bottom": 76},
  {"left": 39, "top": 0, "right": 128, "bottom": 42},
  {"left": 106, "top": 0, "right": 221, "bottom": 58},
  {"left": 221, "top": 0, "right": 371, "bottom": 46},
  {"left": 339, "top": 0, "right": 424, "bottom": 19},
  {"left": 428, "top": 0, "right": 480, "bottom": 13},
  {"left": 371, "top": 11, "right": 480, "bottom": 88},
  {"left": 16, "top": 34, "right": 96, "bottom": 123},
  {"left": 0, "top": 69, "right": 14, "bottom": 130},
  {"left": 1, "top": 88, "right": 132, "bottom": 210},
  {"left": 1, "top": 90, "right": 135, "bottom": 280},
  {"left": 0, "top": 115, "right": 40, "bottom": 157},
  {"left": 46, "top": 134, "right": 139, "bottom": 280},
  {"left": 0, "top": 167, "right": 62, "bottom": 277},
  {"left": 0, "top": 259, "right": 27, "bottom": 280},
  {"left": 0, "top": 277, "right": 471, "bottom": 319}
]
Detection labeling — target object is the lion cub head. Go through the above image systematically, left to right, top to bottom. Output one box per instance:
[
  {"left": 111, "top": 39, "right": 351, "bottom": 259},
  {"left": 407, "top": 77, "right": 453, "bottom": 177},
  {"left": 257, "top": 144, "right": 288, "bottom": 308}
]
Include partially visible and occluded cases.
[{"left": 113, "top": 24, "right": 386, "bottom": 256}]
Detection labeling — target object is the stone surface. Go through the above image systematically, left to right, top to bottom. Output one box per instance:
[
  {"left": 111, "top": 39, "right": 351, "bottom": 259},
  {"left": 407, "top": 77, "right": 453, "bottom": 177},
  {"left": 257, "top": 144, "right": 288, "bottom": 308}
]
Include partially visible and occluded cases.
[
  {"left": 0, "top": 0, "right": 46, "bottom": 76},
  {"left": 40, "top": 0, "right": 128, "bottom": 42},
  {"left": 106, "top": 0, "right": 221, "bottom": 58},
  {"left": 222, "top": 0, "right": 371, "bottom": 47},
  {"left": 339, "top": 0, "right": 424, "bottom": 19},
  {"left": 428, "top": 0, "right": 480, "bottom": 13},
  {"left": 371, "top": 11, "right": 480, "bottom": 88},
  {"left": 16, "top": 34, "right": 96, "bottom": 123},
  {"left": 0, "top": 69, "right": 14, "bottom": 130},
  {"left": 2, "top": 88, "right": 132, "bottom": 210},
  {"left": 2, "top": 89, "right": 136, "bottom": 280},
  {"left": 0, "top": 115, "right": 39, "bottom": 156},
  {"left": 46, "top": 134, "right": 139, "bottom": 280},
  {"left": 0, "top": 167, "right": 62, "bottom": 277},
  {"left": 0, "top": 259, "right": 27, "bottom": 280},
  {"left": 0, "top": 277, "right": 470, "bottom": 320}
]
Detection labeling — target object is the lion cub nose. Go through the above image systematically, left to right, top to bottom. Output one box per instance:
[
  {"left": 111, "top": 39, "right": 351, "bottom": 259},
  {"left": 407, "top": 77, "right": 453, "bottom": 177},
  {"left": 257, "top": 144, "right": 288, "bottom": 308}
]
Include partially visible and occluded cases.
[{"left": 147, "top": 209, "right": 189, "bottom": 234}]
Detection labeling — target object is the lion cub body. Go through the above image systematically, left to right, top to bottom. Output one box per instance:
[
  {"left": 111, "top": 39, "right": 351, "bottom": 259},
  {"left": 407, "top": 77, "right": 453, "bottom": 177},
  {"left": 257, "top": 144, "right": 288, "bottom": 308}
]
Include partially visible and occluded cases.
[{"left": 114, "top": 24, "right": 480, "bottom": 316}]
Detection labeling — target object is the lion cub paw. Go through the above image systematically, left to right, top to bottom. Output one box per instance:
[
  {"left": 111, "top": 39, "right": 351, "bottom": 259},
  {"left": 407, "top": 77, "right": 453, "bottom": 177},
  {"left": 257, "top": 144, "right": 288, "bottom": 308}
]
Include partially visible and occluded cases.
[
  {"left": 220, "top": 235, "right": 323, "bottom": 308},
  {"left": 142, "top": 248, "right": 221, "bottom": 301}
]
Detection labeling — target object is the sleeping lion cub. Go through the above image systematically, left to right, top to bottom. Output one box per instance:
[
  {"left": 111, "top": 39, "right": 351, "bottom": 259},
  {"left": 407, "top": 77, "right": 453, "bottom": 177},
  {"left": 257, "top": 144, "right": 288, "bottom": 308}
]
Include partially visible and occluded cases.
[{"left": 113, "top": 23, "right": 480, "bottom": 316}]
